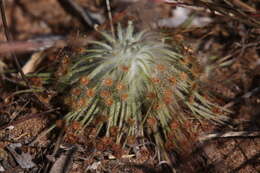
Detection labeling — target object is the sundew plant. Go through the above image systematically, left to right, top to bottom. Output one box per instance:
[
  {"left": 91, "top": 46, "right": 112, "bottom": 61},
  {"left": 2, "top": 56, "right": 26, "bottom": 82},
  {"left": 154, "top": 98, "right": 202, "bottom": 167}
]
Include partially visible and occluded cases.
[{"left": 58, "top": 21, "right": 226, "bottom": 160}]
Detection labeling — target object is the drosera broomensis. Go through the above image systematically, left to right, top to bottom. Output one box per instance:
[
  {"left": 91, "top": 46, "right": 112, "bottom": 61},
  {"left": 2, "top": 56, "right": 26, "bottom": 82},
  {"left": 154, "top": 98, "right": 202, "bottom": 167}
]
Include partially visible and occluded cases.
[{"left": 57, "top": 21, "right": 228, "bottom": 164}]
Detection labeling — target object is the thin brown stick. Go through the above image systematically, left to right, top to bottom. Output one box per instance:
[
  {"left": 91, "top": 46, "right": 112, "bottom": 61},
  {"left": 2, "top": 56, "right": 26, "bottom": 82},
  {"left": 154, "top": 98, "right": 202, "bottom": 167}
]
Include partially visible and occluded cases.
[
  {"left": 0, "top": 0, "right": 29, "bottom": 87},
  {"left": 105, "top": 0, "right": 115, "bottom": 38},
  {"left": 231, "top": 0, "right": 256, "bottom": 13},
  {"left": 0, "top": 36, "right": 66, "bottom": 55}
]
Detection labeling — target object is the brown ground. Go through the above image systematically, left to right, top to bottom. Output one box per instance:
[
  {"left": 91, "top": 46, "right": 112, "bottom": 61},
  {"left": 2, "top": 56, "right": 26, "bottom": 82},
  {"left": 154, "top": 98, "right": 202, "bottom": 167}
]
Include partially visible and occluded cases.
[{"left": 0, "top": 0, "right": 259, "bottom": 173}]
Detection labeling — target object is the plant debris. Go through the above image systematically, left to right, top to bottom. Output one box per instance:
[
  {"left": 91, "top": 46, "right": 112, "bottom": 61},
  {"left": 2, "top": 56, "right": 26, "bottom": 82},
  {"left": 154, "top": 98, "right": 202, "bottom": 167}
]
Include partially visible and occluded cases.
[{"left": 0, "top": 0, "right": 259, "bottom": 172}]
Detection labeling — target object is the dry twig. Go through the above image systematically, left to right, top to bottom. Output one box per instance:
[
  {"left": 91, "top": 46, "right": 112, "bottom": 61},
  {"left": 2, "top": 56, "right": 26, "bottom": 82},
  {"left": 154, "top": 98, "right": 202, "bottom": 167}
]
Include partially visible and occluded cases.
[{"left": 199, "top": 131, "right": 260, "bottom": 141}]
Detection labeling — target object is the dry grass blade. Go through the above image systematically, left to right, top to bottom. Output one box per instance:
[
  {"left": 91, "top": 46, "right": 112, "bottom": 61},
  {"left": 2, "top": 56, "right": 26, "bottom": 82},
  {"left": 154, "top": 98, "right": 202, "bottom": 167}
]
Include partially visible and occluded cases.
[{"left": 177, "top": 0, "right": 260, "bottom": 27}]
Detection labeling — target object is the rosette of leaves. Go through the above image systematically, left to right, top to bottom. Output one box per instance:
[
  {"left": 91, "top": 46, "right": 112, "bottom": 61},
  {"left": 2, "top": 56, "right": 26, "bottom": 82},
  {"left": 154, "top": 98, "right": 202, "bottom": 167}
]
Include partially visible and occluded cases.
[{"left": 58, "top": 21, "right": 226, "bottom": 160}]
